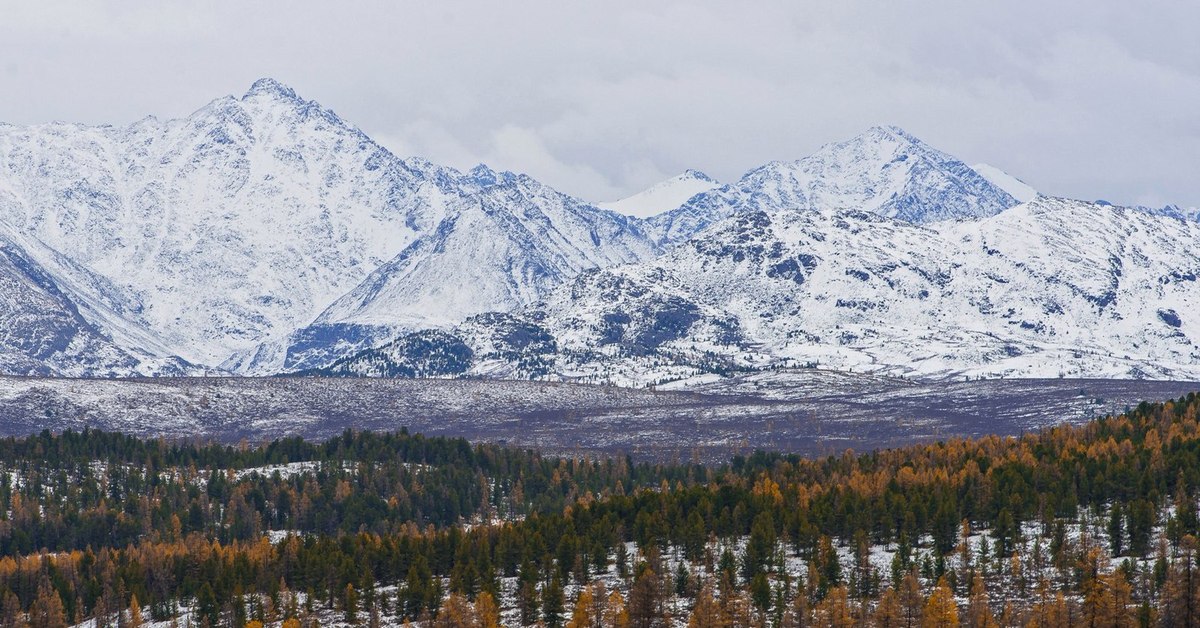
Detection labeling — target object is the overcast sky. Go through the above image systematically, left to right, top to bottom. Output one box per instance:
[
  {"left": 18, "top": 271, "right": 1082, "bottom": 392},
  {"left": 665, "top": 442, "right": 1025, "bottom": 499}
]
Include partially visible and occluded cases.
[{"left": 1, "top": 1, "right": 1196, "bottom": 207}]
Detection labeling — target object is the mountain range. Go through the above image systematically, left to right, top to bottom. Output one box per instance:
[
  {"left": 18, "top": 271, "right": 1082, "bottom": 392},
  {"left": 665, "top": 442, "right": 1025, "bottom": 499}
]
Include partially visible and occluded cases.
[
  {"left": 1, "top": 79, "right": 1197, "bottom": 382},
  {"left": 329, "top": 195, "right": 1200, "bottom": 383}
]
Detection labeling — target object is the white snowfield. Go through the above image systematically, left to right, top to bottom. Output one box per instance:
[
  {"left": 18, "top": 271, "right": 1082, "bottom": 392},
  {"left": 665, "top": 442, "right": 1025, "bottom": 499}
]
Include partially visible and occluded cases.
[
  {"left": 0, "top": 79, "right": 1197, "bottom": 382},
  {"left": 971, "top": 163, "right": 1038, "bottom": 203},
  {"left": 599, "top": 169, "right": 720, "bottom": 219}
]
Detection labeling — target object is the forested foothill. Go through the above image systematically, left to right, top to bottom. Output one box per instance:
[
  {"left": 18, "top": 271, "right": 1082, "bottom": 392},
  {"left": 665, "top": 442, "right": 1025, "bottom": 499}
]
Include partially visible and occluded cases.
[{"left": 2, "top": 394, "right": 1200, "bottom": 625}]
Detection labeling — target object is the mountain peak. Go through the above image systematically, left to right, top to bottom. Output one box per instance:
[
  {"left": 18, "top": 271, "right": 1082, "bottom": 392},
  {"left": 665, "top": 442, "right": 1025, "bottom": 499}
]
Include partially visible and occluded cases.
[
  {"left": 243, "top": 78, "right": 300, "bottom": 101},
  {"left": 859, "top": 124, "right": 924, "bottom": 144},
  {"left": 865, "top": 124, "right": 911, "bottom": 137},
  {"left": 647, "top": 125, "right": 1021, "bottom": 244},
  {"left": 469, "top": 163, "right": 520, "bottom": 188},
  {"left": 681, "top": 169, "right": 716, "bottom": 182},
  {"left": 600, "top": 170, "right": 722, "bottom": 219}
]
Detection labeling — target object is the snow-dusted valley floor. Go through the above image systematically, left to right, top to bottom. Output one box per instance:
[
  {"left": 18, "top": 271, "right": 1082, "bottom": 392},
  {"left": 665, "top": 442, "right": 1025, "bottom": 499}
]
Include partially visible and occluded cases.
[{"left": 0, "top": 372, "right": 1194, "bottom": 462}]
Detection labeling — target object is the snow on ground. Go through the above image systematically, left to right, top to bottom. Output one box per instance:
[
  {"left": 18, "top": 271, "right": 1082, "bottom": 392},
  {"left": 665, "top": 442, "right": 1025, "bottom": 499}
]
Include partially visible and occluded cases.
[{"left": 0, "top": 374, "right": 1194, "bottom": 463}]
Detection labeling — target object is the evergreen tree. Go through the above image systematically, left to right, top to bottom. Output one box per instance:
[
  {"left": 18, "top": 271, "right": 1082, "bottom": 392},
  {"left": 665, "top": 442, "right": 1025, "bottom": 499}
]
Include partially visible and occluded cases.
[
  {"left": 1108, "top": 502, "right": 1124, "bottom": 556},
  {"left": 543, "top": 576, "right": 566, "bottom": 628}
]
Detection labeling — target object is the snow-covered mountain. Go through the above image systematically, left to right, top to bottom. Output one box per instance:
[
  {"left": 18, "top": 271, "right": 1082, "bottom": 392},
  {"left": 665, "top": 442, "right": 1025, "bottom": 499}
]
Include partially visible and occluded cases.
[
  {"left": 0, "top": 78, "right": 464, "bottom": 366},
  {"left": 0, "top": 79, "right": 658, "bottom": 374},
  {"left": 647, "top": 125, "right": 1019, "bottom": 245},
  {"left": 599, "top": 170, "right": 720, "bottom": 218},
  {"left": 330, "top": 196, "right": 1200, "bottom": 383}
]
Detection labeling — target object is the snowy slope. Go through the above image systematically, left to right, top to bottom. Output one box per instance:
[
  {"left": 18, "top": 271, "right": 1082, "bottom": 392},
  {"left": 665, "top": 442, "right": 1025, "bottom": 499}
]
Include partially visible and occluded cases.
[
  {"left": 647, "top": 126, "right": 1018, "bottom": 245},
  {"left": 971, "top": 163, "right": 1037, "bottom": 202},
  {"left": 235, "top": 167, "right": 659, "bottom": 373},
  {"left": 317, "top": 168, "right": 657, "bottom": 329},
  {"left": 598, "top": 170, "right": 719, "bottom": 218},
  {"left": 334, "top": 196, "right": 1200, "bottom": 383},
  {"left": 1137, "top": 204, "right": 1200, "bottom": 222},
  {"left": 0, "top": 223, "right": 192, "bottom": 375}
]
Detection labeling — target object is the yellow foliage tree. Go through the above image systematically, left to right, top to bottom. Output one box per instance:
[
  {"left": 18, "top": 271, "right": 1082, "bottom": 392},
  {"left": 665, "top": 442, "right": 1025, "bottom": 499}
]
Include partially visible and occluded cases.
[
  {"left": 965, "top": 574, "right": 996, "bottom": 628},
  {"left": 921, "top": 578, "right": 959, "bottom": 628},
  {"left": 687, "top": 582, "right": 729, "bottom": 628},
  {"left": 568, "top": 586, "right": 596, "bottom": 628},
  {"left": 813, "top": 586, "right": 854, "bottom": 628},
  {"left": 874, "top": 587, "right": 902, "bottom": 628},
  {"left": 603, "top": 590, "right": 630, "bottom": 628},
  {"left": 476, "top": 591, "right": 501, "bottom": 628},
  {"left": 128, "top": 594, "right": 144, "bottom": 628}
]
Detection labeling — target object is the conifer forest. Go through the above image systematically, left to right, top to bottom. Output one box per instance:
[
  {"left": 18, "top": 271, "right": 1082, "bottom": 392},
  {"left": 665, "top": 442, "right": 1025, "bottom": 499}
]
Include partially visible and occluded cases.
[{"left": 1, "top": 395, "right": 1200, "bottom": 625}]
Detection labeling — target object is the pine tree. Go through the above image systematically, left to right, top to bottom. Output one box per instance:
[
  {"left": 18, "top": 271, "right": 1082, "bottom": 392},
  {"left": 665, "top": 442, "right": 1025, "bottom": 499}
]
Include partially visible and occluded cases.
[
  {"left": 1109, "top": 502, "right": 1124, "bottom": 556},
  {"left": 743, "top": 512, "right": 776, "bottom": 582},
  {"left": 403, "top": 555, "right": 436, "bottom": 620},
  {"left": 676, "top": 561, "right": 691, "bottom": 598},
  {"left": 750, "top": 573, "right": 772, "bottom": 615},
  {"left": 544, "top": 576, "right": 566, "bottom": 628},
  {"left": 343, "top": 583, "right": 359, "bottom": 625}
]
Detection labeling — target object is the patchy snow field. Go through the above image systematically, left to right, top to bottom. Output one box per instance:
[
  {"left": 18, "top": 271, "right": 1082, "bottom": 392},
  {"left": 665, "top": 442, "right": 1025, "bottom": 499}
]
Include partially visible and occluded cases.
[{"left": 0, "top": 373, "right": 1194, "bottom": 463}]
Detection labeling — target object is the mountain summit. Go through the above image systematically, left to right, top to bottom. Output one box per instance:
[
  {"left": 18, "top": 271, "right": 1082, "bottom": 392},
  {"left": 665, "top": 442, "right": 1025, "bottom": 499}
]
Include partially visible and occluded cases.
[
  {"left": 244, "top": 77, "right": 301, "bottom": 100},
  {"left": 646, "top": 126, "right": 1019, "bottom": 244},
  {"left": 599, "top": 170, "right": 720, "bottom": 219}
]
